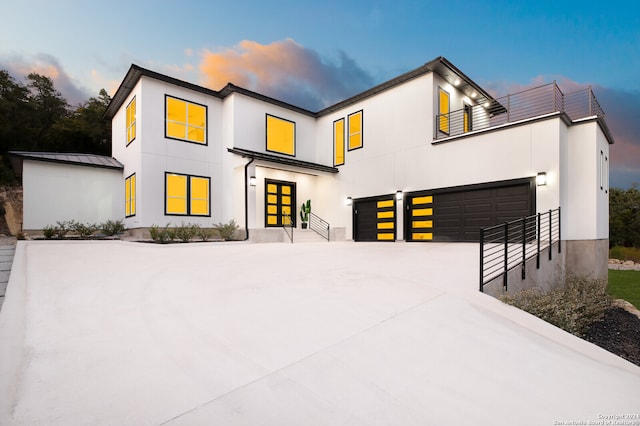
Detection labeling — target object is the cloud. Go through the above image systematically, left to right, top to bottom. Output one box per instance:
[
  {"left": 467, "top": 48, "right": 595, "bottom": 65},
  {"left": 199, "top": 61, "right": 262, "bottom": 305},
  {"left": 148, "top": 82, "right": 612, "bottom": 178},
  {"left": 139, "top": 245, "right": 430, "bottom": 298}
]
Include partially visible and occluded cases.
[
  {"left": 199, "top": 39, "right": 374, "bottom": 111},
  {"left": 0, "top": 53, "right": 91, "bottom": 105},
  {"left": 485, "top": 76, "right": 640, "bottom": 188}
]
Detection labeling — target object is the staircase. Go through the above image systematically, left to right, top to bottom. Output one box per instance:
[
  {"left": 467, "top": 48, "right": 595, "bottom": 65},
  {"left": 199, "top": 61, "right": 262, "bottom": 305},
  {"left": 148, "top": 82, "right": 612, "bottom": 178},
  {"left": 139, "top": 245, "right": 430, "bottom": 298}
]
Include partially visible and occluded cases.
[{"left": 294, "top": 229, "right": 329, "bottom": 243}]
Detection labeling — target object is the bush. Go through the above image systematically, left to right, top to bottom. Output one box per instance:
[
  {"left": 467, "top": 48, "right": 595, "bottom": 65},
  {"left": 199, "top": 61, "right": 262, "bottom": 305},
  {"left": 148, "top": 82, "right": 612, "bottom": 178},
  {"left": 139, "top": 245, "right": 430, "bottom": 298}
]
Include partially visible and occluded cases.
[
  {"left": 100, "top": 219, "right": 125, "bottom": 236},
  {"left": 215, "top": 219, "right": 239, "bottom": 241},
  {"left": 54, "top": 220, "right": 70, "bottom": 239},
  {"left": 69, "top": 220, "right": 98, "bottom": 238},
  {"left": 174, "top": 222, "right": 198, "bottom": 242},
  {"left": 149, "top": 223, "right": 174, "bottom": 243},
  {"left": 43, "top": 224, "right": 56, "bottom": 239},
  {"left": 196, "top": 227, "right": 216, "bottom": 241},
  {"left": 609, "top": 246, "right": 640, "bottom": 263},
  {"left": 501, "top": 274, "right": 611, "bottom": 336}
]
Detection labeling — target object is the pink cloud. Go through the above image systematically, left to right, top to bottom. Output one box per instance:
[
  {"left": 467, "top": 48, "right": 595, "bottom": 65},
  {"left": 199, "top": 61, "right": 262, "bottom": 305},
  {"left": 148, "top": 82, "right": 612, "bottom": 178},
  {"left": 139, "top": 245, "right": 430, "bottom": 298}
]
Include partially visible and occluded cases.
[
  {"left": 199, "top": 39, "right": 373, "bottom": 110},
  {"left": 0, "top": 53, "right": 90, "bottom": 105}
]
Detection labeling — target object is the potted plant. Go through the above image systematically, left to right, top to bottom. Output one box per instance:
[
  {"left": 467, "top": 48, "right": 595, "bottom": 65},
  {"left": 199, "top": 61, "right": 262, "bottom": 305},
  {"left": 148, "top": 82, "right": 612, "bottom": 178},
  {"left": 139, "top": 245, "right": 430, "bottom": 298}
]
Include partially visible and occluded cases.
[{"left": 300, "top": 199, "right": 311, "bottom": 229}]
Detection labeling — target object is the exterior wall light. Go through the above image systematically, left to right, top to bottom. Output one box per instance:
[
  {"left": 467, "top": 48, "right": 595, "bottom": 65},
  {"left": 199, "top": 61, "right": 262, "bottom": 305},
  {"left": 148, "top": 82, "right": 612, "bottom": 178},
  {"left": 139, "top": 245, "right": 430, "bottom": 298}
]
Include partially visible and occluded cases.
[
  {"left": 536, "top": 172, "right": 547, "bottom": 186},
  {"left": 249, "top": 176, "right": 257, "bottom": 186},
  {"left": 395, "top": 190, "right": 404, "bottom": 200},
  {"left": 345, "top": 196, "right": 352, "bottom": 206}
]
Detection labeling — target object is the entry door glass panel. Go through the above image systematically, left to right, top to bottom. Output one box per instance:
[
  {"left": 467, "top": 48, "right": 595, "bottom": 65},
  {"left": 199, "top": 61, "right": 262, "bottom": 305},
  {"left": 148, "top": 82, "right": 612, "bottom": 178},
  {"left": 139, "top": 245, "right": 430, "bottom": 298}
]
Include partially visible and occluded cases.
[{"left": 265, "top": 179, "right": 296, "bottom": 227}]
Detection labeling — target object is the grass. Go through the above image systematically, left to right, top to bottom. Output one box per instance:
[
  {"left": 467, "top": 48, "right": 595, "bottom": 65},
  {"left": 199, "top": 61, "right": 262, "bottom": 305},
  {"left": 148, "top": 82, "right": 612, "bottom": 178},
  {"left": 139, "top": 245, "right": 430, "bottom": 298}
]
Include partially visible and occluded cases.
[{"left": 608, "top": 269, "right": 640, "bottom": 309}]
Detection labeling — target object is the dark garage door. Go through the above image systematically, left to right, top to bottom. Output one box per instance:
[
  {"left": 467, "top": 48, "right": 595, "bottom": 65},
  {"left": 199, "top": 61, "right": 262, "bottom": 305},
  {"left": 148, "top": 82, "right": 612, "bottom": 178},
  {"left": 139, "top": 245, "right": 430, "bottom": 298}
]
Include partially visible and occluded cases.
[
  {"left": 406, "top": 179, "right": 535, "bottom": 242},
  {"left": 353, "top": 195, "right": 396, "bottom": 241}
]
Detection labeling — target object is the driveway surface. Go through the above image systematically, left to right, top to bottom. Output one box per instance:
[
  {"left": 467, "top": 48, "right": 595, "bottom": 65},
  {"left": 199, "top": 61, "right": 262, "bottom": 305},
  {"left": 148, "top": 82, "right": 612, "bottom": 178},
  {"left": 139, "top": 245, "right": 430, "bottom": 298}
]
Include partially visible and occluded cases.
[{"left": 0, "top": 240, "right": 639, "bottom": 425}]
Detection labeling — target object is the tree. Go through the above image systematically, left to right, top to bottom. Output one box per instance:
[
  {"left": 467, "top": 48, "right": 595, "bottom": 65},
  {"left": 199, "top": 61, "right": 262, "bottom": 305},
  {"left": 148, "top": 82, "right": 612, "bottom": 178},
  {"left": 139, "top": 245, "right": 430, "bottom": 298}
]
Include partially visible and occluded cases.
[
  {"left": 25, "top": 73, "right": 69, "bottom": 151},
  {"left": 51, "top": 89, "right": 112, "bottom": 155},
  {"left": 609, "top": 185, "right": 640, "bottom": 247}
]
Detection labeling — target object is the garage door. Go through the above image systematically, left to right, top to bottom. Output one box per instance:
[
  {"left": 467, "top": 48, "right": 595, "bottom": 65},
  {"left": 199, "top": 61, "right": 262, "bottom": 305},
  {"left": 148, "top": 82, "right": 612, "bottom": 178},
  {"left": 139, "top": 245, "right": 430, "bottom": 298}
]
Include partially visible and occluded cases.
[
  {"left": 406, "top": 179, "right": 535, "bottom": 242},
  {"left": 353, "top": 195, "right": 396, "bottom": 241}
]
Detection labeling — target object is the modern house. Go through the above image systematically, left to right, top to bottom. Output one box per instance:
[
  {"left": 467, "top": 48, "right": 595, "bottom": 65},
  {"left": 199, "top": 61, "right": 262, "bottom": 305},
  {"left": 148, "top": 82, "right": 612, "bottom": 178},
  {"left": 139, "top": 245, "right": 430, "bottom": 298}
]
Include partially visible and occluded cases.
[{"left": 12, "top": 56, "right": 612, "bottom": 278}]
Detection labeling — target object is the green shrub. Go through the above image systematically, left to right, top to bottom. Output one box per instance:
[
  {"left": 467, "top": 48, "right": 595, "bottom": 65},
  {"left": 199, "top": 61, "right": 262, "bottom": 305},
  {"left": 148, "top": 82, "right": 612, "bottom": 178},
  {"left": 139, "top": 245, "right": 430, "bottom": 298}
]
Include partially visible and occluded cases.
[
  {"left": 100, "top": 219, "right": 125, "bottom": 236},
  {"left": 215, "top": 219, "right": 239, "bottom": 241},
  {"left": 54, "top": 220, "right": 70, "bottom": 239},
  {"left": 69, "top": 220, "right": 98, "bottom": 238},
  {"left": 174, "top": 222, "right": 198, "bottom": 242},
  {"left": 149, "top": 223, "right": 174, "bottom": 243},
  {"left": 43, "top": 224, "right": 56, "bottom": 239},
  {"left": 196, "top": 227, "right": 216, "bottom": 241},
  {"left": 609, "top": 246, "right": 640, "bottom": 263},
  {"left": 501, "top": 274, "right": 611, "bottom": 336}
]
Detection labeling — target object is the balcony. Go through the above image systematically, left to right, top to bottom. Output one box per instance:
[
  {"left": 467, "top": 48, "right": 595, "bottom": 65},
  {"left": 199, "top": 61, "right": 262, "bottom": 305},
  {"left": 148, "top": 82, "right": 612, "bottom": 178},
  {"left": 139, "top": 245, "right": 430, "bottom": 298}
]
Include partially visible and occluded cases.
[{"left": 434, "top": 82, "right": 606, "bottom": 140}]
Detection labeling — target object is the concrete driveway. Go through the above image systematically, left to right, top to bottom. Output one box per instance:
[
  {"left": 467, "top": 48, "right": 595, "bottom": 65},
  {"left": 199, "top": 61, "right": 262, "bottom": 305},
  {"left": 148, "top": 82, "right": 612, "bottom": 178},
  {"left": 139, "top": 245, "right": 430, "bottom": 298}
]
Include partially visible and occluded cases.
[{"left": 0, "top": 240, "right": 638, "bottom": 425}]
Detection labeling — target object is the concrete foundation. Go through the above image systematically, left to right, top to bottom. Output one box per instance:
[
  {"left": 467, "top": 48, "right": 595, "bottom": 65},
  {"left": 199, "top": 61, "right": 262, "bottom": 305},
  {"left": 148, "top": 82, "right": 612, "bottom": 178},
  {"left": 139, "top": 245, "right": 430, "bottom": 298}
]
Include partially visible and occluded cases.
[
  {"left": 564, "top": 239, "right": 609, "bottom": 281},
  {"left": 483, "top": 243, "right": 565, "bottom": 297}
]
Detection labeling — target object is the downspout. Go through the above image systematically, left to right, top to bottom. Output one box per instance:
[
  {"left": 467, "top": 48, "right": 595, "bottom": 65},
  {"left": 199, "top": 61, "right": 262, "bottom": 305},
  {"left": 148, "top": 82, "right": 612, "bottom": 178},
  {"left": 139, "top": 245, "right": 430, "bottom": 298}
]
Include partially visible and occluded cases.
[{"left": 243, "top": 158, "right": 254, "bottom": 241}]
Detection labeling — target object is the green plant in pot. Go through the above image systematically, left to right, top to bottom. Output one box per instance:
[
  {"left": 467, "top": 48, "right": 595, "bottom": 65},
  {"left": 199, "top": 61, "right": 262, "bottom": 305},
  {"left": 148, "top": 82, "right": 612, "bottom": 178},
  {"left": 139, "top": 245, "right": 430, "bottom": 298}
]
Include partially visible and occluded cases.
[{"left": 300, "top": 199, "right": 311, "bottom": 229}]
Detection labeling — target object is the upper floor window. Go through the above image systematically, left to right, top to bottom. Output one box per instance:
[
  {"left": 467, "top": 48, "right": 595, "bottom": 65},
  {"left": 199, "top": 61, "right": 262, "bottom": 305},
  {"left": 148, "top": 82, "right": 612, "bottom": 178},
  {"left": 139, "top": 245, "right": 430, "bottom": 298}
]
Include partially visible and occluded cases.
[
  {"left": 439, "top": 88, "right": 450, "bottom": 134},
  {"left": 165, "top": 95, "right": 207, "bottom": 145},
  {"left": 126, "top": 97, "right": 136, "bottom": 145},
  {"left": 463, "top": 103, "right": 472, "bottom": 133},
  {"left": 348, "top": 110, "right": 363, "bottom": 151},
  {"left": 266, "top": 114, "right": 295, "bottom": 156},
  {"left": 334, "top": 118, "right": 345, "bottom": 166}
]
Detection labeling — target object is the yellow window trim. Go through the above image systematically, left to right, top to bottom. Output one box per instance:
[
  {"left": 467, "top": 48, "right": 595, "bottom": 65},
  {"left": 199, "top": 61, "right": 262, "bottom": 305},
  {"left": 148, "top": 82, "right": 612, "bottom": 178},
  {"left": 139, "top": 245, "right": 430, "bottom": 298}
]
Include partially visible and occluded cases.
[
  {"left": 439, "top": 88, "right": 449, "bottom": 134},
  {"left": 165, "top": 95, "right": 207, "bottom": 145},
  {"left": 126, "top": 97, "right": 136, "bottom": 145},
  {"left": 347, "top": 110, "right": 363, "bottom": 151},
  {"left": 266, "top": 114, "right": 295, "bottom": 156},
  {"left": 334, "top": 118, "right": 345, "bottom": 166},
  {"left": 165, "top": 172, "right": 210, "bottom": 216},
  {"left": 125, "top": 173, "right": 136, "bottom": 217},
  {"left": 412, "top": 196, "right": 433, "bottom": 205},
  {"left": 377, "top": 200, "right": 394, "bottom": 208},
  {"left": 377, "top": 211, "right": 394, "bottom": 219},
  {"left": 377, "top": 233, "right": 394, "bottom": 241},
  {"left": 412, "top": 233, "right": 433, "bottom": 240}
]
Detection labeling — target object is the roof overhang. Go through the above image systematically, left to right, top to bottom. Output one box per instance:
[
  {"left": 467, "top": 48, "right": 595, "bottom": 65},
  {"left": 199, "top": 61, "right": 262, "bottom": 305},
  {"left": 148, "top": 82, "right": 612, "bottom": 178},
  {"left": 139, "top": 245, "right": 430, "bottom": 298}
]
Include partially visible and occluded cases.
[
  {"left": 227, "top": 148, "right": 338, "bottom": 174},
  {"left": 8, "top": 151, "right": 124, "bottom": 178}
]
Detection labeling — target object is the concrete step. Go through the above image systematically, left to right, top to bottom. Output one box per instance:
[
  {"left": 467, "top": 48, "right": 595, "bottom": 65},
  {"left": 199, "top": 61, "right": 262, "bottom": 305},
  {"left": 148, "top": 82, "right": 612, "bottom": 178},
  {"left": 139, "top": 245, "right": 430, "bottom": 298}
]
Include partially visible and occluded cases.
[{"left": 293, "top": 229, "right": 329, "bottom": 243}]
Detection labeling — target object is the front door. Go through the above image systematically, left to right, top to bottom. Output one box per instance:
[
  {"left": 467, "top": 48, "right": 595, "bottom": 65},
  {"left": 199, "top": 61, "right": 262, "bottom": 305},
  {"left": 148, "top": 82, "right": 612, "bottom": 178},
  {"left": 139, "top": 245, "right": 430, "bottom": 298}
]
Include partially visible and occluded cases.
[{"left": 265, "top": 179, "right": 296, "bottom": 227}]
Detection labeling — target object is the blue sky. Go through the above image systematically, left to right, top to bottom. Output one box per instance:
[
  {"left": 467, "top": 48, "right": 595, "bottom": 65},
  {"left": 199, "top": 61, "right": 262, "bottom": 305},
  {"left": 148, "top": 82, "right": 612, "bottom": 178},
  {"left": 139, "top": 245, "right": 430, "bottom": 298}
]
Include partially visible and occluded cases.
[{"left": 1, "top": 0, "right": 639, "bottom": 187}]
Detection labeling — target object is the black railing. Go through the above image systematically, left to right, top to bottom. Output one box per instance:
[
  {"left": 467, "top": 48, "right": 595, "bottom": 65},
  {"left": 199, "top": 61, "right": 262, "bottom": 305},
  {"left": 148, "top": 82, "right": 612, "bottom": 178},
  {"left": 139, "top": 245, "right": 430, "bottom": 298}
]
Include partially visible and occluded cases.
[
  {"left": 435, "top": 83, "right": 605, "bottom": 140},
  {"left": 480, "top": 208, "right": 561, "bottom": 292},
  {"left": 308, "top": 212, "right": 330, "bottom": 241},
  {"left": 283, "top": 213, "right": 293, "bottom": 243}
]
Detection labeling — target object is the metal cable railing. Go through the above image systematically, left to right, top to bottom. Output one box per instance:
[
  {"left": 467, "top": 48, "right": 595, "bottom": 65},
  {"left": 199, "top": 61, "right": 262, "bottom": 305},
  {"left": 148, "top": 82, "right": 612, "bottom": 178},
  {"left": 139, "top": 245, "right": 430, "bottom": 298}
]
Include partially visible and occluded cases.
[
  {"left": 435, "top": 83, "right": 604, "bottom": 140},
  {"left": 480, "top": 208, "right": 561, "bottom": 292},
  {"left": 308, "top": 212, "right": 330, "bottom": 241},
  {"left": 282, "top": 213, "right": 293, "bottom": 243}
]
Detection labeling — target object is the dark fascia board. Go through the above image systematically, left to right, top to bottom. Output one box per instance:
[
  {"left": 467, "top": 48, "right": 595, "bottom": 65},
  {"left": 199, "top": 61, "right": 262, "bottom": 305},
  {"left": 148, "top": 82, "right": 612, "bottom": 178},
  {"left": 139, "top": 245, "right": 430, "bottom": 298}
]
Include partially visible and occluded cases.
[
  {"left": 316, "top": 56, "right": 498, "bottom": 116},
  {"left": 105, "top": 57, "right": 496, "bottom": 121},
  {"left": 103, "top": 64, "right": 224, "bottom": 120},
  {"left": 104, "top": 64, "right": 316, "bottom": 120},
  {"left": 218, "top": 83, "right": 317, "bottom": 117},
  {"left": 227, "top": 147, "right": 338, "bottom": 174},
  {"left": 8, "top": 151, "right": 124, "bottom": 178}
]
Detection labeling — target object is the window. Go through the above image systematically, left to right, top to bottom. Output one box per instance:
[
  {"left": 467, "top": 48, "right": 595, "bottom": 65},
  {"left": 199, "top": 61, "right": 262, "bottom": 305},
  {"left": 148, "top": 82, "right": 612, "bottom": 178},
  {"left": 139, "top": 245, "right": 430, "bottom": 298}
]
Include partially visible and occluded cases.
[
  {"left": 439, "top": 88, "right": 449, "bottom": 134},
  {"left": 165, "top": 95, "right": 207, "bottom": 144},
  {"left": 126, "top": 97, "right": 136, "bottom": 145},
  {"left": 463, "top": 103, "right": 472, "bottom": 133},
  {"left": 347, "top": 110, "right": 363, "bottom": 151},
  {"left": 266, "top": 114, "right": 295, "bottom": 156},
  {"left": 334, "top": 118, "right": 345, "bottom": 166},
  {"left": 600, "top": 151, "right": 609, "bottom": 193},
  {"left": 165, "top": 172, "right": 210, "bottom": 216},
  {"left": 125, "top": 173, "right": 136, "bottom": 217}
]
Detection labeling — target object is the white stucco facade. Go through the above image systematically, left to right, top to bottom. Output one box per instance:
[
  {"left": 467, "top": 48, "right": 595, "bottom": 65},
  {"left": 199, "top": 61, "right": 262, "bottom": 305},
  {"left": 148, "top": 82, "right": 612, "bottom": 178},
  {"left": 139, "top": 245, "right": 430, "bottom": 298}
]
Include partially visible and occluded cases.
[{"left": 22, "top": 160, "right": 122, "bottom": 230}]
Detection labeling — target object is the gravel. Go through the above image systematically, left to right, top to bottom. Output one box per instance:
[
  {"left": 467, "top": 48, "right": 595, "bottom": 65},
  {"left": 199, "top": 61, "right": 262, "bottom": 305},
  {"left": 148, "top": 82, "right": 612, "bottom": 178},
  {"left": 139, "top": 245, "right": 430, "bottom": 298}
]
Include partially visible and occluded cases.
[{"left": 583, "top": 306, "right": 640, "bottom": 367}]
